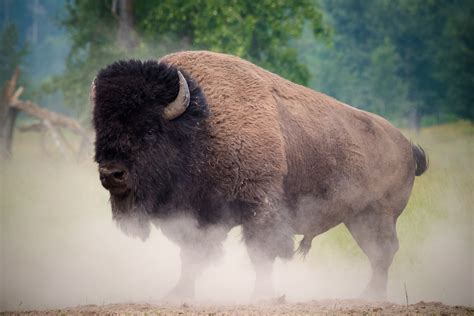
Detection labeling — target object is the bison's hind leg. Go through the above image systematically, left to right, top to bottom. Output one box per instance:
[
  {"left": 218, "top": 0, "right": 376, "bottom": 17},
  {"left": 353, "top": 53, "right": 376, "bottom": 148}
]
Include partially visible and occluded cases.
[{"left": 344, "top": 206, "right": 400, "bottom": 300}]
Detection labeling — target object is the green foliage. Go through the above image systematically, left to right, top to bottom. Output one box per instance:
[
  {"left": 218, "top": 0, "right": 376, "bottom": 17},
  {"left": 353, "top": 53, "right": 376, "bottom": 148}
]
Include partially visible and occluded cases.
[
  {"left": 39, "top": 0, "right": 473, "bottom": 123},
  {"left": 53, "top": 0, "right": 328, "bottom": 118},
  {"left": 136, "top": 0, "right": 327, "bottom": 84},
  {"left": 301, "top": 0, "right": 473, "bottom": 125},
  {"left": 434, "top": 0, "right": 474, "bottom": 121},
  {"left": 0, "top": 24, "right": 28, "bottom": 84},
  {"left": 368, "top": 38, "right": 412, "bottom": 119}
]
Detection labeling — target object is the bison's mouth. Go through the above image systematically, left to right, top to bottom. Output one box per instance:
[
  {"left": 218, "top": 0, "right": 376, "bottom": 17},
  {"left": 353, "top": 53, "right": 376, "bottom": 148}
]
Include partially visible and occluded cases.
[{"left": 107, "top": 185, "right": 130, "bottom": 196}]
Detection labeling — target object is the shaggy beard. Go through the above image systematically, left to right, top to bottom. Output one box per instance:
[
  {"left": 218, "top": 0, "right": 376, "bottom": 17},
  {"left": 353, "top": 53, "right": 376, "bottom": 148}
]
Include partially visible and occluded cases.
[{"left": 110, "top": 193, "right": 151, "bottom": 241}]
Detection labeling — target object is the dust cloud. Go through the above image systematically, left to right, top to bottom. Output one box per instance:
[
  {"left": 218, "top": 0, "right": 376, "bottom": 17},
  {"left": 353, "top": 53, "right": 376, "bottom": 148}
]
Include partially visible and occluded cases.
[{"left": 0, "top": 144, "right": 472, "bottom": 311}]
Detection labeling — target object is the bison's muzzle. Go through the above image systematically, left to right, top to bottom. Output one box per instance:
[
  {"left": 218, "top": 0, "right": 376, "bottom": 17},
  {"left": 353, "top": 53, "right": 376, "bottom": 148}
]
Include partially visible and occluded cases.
[{"left": 99, "top": 163, "right": 130, "bottom": 195}]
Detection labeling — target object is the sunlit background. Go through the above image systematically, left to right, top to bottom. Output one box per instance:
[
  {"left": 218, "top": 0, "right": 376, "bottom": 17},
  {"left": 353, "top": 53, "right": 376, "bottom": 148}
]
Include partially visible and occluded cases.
[{"left": 1, "top": 0, "right": 473, "bottom": 311}]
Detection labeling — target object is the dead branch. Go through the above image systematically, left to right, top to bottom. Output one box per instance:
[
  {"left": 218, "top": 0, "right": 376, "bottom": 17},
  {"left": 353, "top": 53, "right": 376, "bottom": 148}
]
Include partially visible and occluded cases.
[
  {"left": 1, "top": 68, "right": 93, "bottom": 160},
  {"left": 10, "top": 95, "right": 88, "bottom": 138},
  {"left": 43, "top": 119, "right": 67, "bottom": 157},
  {"left": 18, "top": 122, "right": 45, "bottom": 133}
]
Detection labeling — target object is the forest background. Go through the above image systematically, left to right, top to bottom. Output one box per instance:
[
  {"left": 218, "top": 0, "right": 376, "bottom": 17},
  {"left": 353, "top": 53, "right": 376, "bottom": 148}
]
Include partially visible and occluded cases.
[{"left": 2, "top": 0, "right": 472, "bottom": 131}]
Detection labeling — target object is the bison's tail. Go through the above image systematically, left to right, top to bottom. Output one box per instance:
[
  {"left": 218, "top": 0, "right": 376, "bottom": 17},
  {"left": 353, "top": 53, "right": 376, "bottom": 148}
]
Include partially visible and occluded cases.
[{"left": 412, "top": 143, "right": 429, "bottom": 176}]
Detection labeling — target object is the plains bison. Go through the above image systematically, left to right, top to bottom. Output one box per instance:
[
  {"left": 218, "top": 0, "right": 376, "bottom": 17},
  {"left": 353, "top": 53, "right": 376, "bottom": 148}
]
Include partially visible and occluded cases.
[{"left": 91, "top": 51, "right": 427, "bottom": 300}]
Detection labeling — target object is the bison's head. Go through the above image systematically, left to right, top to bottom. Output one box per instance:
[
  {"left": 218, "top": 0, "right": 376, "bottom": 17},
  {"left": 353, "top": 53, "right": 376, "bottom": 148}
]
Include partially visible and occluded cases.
[{"left": 91, "top": 60, "right": 208, "bottom": 239}]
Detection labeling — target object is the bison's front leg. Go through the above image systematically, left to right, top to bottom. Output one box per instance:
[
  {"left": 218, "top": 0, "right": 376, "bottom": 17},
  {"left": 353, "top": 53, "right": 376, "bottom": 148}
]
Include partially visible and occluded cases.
[
  {"left": 242, "top": 196, "right": 294, "bottom": 299},
  {"left": 157, "top": 218, "right": 229, "bottom": 301},
  {"left": 166, "top": 244, "right": 215, "bottom": 300}
]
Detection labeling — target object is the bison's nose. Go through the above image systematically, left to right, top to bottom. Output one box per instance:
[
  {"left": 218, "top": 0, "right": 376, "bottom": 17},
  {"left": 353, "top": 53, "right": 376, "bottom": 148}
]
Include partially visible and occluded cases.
[{"left": 99, "top": 164, "right": 129, "bottom": 193}]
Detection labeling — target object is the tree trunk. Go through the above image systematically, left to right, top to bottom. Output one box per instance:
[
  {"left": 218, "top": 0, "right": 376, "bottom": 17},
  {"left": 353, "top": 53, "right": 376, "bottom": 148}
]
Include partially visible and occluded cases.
[
  {"left": 114, "top": 0, "right": 138, "bottom": 52},
  {"left": 0, "top": 68, "right": 19, "bottom": 159},
  {"left": 0, "top": 107, "right": 18, "bottom": 159},
  {"left": 408, "top": 107, "right": 422, "bottom": 134}
]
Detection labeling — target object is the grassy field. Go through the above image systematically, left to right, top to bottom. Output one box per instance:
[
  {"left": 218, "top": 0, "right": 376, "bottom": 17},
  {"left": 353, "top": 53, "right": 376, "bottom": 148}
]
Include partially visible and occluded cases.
[{"left": 1, "top": 121, "right": 472, "bottom": 311}]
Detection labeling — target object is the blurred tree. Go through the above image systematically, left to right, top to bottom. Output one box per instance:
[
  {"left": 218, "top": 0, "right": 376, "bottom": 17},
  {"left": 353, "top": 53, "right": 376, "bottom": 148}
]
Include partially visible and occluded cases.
[
  {"left": 1, "top": 0, "right": 73, "bottom": 116},
  {"left": 43, "top": 0, "right": 126, "bottom": 118},
  {"left": 52, "top": 0, "right": 328, "bottom": 118},
  {"left": 114, "top": 0, "right": 139, "bottom": 52},
  {"left": 136, "top": 0, "right": 327, "bottom": 84},
  {"left": 303, "top": 0, "right": 473, "bottom": 127},
  {"left": 435, "top": 0, "right": 474, "bottom": 121},
  {"left": 0, "top": 24, "right": 27, "bottom": 159},
  {"left": 368, "top": 38, "right": 413, "bottom": 119}
]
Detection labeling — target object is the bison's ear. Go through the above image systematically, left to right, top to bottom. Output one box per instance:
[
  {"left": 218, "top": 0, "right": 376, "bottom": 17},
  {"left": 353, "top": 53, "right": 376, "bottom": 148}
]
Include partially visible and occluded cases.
[
  {"left": 163, "top": 70, "right": 190, "bottom": 120},
  {"left": 89, "top": 76, "right": 97, "bottom": 107}
]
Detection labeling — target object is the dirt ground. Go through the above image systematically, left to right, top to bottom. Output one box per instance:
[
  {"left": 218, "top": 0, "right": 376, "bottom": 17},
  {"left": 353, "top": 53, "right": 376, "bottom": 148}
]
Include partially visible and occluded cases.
[{"left": 3, "top": 299, "right": 472, "bottom": 315}]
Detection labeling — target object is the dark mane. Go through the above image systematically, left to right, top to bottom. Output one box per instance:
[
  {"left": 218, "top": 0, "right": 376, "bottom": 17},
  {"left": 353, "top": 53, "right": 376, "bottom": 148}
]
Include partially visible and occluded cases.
[
  {"left": 93, "top": 59, "right": 215, "bottom": 225},
  {"left": 93, "top": 59, "right": 209, "bottom": 141}
]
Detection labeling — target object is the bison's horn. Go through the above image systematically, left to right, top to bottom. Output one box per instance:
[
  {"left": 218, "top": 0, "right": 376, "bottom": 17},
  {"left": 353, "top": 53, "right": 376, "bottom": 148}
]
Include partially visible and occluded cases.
[{"left": 163, "top": 70, "right": 190, "bottom": 120}]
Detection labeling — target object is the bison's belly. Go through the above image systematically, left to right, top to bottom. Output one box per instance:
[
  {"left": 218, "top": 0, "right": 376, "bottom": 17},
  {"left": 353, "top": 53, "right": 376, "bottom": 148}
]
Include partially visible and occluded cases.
[
  {"left": 282, "top": 143, "right": 412, "bottom": 237},
  {"left": 283, "top": 156, "right": 353, "bottom": 237}
]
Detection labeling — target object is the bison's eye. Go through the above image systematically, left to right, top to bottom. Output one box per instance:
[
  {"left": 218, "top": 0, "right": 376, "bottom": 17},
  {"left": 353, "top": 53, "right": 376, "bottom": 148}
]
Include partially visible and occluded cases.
[{"left": 144, "top": 129, "right": 155, "bottom": 140}]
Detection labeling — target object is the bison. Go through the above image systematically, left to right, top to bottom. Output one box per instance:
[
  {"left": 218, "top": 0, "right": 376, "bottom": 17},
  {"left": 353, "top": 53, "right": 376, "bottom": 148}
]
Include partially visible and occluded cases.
[{"left": 91, "top": 51, "right": 428, "bottom": 300}]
